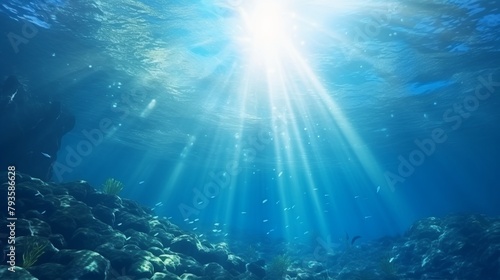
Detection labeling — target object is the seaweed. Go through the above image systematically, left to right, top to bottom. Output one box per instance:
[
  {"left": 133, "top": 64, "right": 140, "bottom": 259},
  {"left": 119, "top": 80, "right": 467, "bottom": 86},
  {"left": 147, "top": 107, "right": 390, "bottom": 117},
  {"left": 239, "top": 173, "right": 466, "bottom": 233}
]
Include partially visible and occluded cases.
[
  {"left": 102, "top": 178, "right": 124, "bottom": 195},
  {"left": 22, "top": 239, "right": 48, "bottom": 268},
  {"left": 266, "top": 254, "right": 290, "bottom": 279}
]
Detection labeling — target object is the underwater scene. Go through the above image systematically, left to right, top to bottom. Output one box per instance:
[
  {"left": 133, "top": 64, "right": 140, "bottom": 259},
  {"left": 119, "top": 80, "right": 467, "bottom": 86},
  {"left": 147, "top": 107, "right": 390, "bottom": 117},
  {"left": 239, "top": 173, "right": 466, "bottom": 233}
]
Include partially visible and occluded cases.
[{"left": 1, "top": 0, "right": 500, "bottom": 279}]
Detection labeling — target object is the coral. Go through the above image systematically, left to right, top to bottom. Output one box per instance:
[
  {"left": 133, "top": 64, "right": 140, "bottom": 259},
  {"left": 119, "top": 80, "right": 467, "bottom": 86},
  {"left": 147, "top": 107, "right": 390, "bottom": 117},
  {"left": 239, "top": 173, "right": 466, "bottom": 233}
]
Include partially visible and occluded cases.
[{"left": 101, "top": 178, "right": 124, "bottom": 195}]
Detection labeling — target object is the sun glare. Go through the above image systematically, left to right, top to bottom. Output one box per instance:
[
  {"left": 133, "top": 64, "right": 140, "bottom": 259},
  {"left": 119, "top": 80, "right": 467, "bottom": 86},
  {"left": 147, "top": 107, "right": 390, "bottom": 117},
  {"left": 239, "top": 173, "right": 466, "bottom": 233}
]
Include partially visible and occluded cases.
[{"left": 242, "top": 1, "right": 291, "bottom": 55}]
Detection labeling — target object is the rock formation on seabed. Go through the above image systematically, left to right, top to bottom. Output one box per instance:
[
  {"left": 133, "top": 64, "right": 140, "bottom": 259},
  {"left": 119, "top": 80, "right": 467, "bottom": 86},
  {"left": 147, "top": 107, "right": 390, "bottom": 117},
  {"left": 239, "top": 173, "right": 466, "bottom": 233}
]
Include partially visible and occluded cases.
[{"left": 1, "top": 173, "right": 499, "bottom": 280}]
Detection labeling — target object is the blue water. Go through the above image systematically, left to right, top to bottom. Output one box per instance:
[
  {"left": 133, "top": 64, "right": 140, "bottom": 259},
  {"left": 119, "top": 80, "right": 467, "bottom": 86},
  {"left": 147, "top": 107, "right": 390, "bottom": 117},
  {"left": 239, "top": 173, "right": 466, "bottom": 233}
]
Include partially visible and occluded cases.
[{"left": 1, "top": 0, "right": 499, "bottom": 245}]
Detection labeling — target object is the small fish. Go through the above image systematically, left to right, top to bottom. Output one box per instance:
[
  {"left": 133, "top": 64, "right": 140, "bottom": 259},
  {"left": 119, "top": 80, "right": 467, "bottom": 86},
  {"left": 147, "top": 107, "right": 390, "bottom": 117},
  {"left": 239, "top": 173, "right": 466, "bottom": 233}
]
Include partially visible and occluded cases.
[
  {"left": 8, "top": 89, "right": 19, "bottom": 103},
  {"left": 41, "top": 152, "right": 51, "bottom": 158},
  {"left": 278, "top": 171, "right": 283, "bottom": 177},
  {"left": 139, "top": 181, "right": 145, "bottom": 184},
  {"left": 376, "top": 186, "right": 381, "bottom": 193},
  {"left": 262, "top": 199, "right": 268, "bottom": 204},
  {"left": 155, "top": 202, "right": 163, "bottom": 206},
  {"left": 364, "top": 215, "right": 372, "bottom": 219},
  {"left": 263, "top": 219, "right": 268, "bottom": 223}
]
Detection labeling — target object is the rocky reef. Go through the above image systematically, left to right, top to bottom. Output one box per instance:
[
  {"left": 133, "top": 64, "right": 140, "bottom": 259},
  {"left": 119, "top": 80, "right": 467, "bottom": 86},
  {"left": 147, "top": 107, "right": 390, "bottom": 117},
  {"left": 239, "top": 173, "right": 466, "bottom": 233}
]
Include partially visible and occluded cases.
[
  {"left": 0, "top": 173, "right": 252, "bottom": 280},
  {"left": 1, "top": 173, "right": 499, "bottom": 280},
  {"left": 287, "top": 214, "right": 500, "bottom": 280}
]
